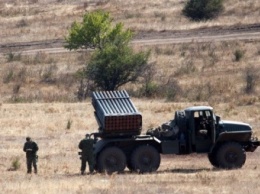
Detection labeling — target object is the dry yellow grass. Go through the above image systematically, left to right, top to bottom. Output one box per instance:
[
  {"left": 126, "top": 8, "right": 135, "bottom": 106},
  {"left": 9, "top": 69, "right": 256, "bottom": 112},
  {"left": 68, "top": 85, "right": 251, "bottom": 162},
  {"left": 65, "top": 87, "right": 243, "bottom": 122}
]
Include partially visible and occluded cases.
[
  {"left": 0, "top": 0, "right": 259, "bottom": 103},
  {"left": 1, "top": 0, "right": 260, "bottom": 43},
  {"left": 0, "top": 40, "right": 259, "bottom": 103},
  {"left": 0, "top": 101, "right": 260, "bottom": 194}
]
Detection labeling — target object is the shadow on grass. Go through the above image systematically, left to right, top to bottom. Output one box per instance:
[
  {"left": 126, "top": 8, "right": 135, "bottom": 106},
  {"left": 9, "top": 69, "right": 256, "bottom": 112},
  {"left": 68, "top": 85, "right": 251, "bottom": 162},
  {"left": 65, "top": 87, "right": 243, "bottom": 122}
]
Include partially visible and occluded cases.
[
  {"left": 64, "top": 167, "right": 223, "bottom": 177},
  {"left": 129, "top": 167, "right": 223, "bottom": 175},
  {"left": 162, "top": 168, "right": 217, "bottom": 174}
]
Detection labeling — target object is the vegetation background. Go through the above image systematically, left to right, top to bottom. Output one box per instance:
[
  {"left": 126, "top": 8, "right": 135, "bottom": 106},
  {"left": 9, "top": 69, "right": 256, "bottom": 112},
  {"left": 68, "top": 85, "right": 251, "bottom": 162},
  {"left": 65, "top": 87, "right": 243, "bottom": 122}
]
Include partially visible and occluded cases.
[{"left": 0, "top": 0, "right": 260, "bottom": 193}]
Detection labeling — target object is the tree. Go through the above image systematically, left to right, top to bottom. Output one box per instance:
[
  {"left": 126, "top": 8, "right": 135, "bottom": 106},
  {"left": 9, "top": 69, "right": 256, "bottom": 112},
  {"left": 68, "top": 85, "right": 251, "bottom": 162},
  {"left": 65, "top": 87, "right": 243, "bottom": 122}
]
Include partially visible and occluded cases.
[
  {"left": 182, "top": 0, "right": 224, "bottom": 21},
  {"left": 65, "top": 11, "right": 150, "bottom": 94},
  {"left": 65, "top": 11, "right": 133, "bottom": 50},
  {"left": 86, "top": 44, "right": 150, "bottom": 91}
]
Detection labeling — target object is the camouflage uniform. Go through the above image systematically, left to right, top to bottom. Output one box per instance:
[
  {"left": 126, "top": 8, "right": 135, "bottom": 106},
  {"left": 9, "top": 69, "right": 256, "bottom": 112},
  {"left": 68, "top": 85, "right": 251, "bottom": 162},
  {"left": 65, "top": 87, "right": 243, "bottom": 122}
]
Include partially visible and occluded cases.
[
  {"left": 78, "top": 134, "right": 95, "bottom": 175},
  {"left": 23, "top": 137, "right": 38, "bottom": 174}
]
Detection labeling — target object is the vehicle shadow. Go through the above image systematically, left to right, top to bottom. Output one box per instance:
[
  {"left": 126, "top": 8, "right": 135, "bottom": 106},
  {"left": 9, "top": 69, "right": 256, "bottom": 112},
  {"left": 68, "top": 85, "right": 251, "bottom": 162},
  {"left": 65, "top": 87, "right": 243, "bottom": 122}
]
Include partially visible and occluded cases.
[
  {"left": 126, "top": 167, "right": 222, "bottom": 175},
  {"left": 64, "top": 168, "right": 222, "bottom": 177},
  {"left": 161, "top": 168, "right": 216, "bottom": 174}
]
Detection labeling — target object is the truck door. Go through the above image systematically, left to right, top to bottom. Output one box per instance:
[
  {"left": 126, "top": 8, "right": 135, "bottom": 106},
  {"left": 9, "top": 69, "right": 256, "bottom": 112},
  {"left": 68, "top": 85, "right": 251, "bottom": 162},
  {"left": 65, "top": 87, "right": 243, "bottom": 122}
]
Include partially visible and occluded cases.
[{"left": 193, "top": 110, "right": 214, "bottom": 153}]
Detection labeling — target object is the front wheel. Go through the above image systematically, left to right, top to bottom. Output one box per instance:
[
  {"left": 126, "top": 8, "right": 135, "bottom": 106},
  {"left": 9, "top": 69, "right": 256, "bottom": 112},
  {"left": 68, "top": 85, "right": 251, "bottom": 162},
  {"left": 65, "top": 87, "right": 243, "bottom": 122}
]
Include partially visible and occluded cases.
[
  {"left": 216, "top": 142, "right": 246, "bottom": 169},
  {"left": 131, "top": 145, "right": 160, "bottom": 173},
  {"left": 97, "top": 146, "right": 126, "bottom": 173},
  {"left": 208, "top": 146, "right": 220, "bottom": 168},
  {"left": 208, "top": 152, "right": 219, "bottom": 168}
]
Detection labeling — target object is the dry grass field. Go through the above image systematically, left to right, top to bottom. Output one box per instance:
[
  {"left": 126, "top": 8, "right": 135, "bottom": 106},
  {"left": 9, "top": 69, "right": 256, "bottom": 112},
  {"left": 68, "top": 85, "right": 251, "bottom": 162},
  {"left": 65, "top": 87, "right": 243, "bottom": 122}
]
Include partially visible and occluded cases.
[
  {"left": 0, "top": 0, "right": 260, "bottom": 193},
  {"left": 1, "top": 0, "right": 260, "bottom": 43},
  {"left": 1, "top": 39, "right": 259, "bottom": 104},
  {"left": 0, "top": 101, "right": 260, "bottom": 194}
]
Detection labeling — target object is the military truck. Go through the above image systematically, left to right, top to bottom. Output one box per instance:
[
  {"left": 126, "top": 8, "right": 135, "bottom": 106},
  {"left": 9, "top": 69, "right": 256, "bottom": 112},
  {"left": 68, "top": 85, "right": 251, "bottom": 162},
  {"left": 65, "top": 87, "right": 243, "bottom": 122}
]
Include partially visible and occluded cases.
[{"left": 88, "top": 90, "right": 259, "bottom": 173}]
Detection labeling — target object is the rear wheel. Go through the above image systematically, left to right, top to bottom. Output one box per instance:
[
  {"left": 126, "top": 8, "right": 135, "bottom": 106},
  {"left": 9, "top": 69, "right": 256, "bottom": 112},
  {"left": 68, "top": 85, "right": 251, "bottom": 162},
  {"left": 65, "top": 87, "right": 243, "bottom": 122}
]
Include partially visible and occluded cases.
[
  {"left": 216, "top": 142, "right": 246, "bottom": 169},
  {"left": 131, "top": 145, "right": 160, "bottom": 173},
  {"left": 97, "top": 146, "right": 126, "bottom": 173},
  {"left": 126, "top": 153, "right": 134, "bottom": 171},
  {"left": 127, "top": 160, "right": 134, "bottom": 171}
]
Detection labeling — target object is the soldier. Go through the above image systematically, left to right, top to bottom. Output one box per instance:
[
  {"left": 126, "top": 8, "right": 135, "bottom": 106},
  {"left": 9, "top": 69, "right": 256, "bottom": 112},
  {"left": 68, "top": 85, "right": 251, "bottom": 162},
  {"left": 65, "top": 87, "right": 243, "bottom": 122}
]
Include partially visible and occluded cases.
[
  {"left": 78, "top": 134, "right": 95, "bottom": 175},
  {"left": 23, "top": 137, "right": 38, "bottom": 174}
]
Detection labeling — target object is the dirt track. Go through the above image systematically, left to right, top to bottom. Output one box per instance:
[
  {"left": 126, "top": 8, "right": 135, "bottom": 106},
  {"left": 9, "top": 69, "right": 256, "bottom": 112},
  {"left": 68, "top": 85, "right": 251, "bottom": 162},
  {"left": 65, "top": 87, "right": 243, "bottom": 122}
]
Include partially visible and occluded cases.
[{"left": 1, "top": 23, "right": 260, "bottom": 56}]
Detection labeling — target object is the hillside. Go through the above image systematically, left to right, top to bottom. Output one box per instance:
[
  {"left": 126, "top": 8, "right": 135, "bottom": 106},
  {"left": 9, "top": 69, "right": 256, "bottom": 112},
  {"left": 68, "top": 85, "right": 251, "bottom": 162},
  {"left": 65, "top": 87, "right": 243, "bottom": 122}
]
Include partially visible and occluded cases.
[{"left": 0, "top": 0, "right": 259, "bottom": 103}]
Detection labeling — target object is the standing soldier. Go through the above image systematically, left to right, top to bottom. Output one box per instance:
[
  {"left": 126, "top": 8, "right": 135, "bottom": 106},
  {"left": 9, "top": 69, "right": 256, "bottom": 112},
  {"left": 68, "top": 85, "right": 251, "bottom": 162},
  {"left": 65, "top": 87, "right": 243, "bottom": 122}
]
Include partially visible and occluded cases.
[
  {"left": 78, "top": 134, "right": 95, "bottom": 175},
  {"left": 23, "top": 137, "right": 38, "bottom": 174}
]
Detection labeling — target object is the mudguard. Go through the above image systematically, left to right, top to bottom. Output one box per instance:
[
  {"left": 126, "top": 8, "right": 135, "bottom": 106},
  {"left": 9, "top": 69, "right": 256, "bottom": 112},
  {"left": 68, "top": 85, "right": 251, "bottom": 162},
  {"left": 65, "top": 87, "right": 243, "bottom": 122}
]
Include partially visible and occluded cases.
[
  {"left": 216, "top": 131, "right": 252, "bottom": 142},
  {"left": 93, "top": 139, "right": 113, "bottom": 155}
]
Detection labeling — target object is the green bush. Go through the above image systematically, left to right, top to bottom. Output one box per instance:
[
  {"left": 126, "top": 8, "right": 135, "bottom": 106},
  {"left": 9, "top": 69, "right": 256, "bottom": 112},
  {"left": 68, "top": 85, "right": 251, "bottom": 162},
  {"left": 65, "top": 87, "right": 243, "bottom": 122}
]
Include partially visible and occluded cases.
[
  {"left": 183, "top": 0, "right": 224, "bottom": 21},
  {"left": 234, "top": 49, "right": 244, "bottom": 62},
  {"left": 6, "top": 52, "right": 21, "bottom": 62},
  {"left": 244, "top": 66, "right": 259, "bottom": 94},
  {"left": 137, "top": 77, "right": 182, "bottom": 101},
  {"left": 161, "top": 78, "right": 182, "bottom": 101},
  {"left": 139, "top": 82, "right": 159, "bottom": 98},
  {"left": 66, "top": 119, "right": 73, "bottom": 130},
  {"left": 8, "top": 157, "right": 21, "bottom": 171}
]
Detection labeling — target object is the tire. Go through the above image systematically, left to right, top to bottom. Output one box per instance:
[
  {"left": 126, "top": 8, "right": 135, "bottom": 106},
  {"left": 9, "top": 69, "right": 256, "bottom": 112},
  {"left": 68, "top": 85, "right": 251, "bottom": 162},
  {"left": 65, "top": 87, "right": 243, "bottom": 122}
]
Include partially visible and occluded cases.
[
  {"left": 174, "top": 111, "right": 187, "bottom": 132},
  {"left": 216, "top": 142, "right": 246, "bottom": 169},
  {"left": 131, "top": 145, "right": 160, "bottom": 173},
  {"left": 97, "top": 146, "right": 126, "bottom": 173},
  {"left": 208, "top": 146, "right": 220, "bottom": 168},
  {"left": 208, "top": 152, "right": 219, "bottom": 168},
  {"left": 127, "top": 153, "right": 134, "bottom": 171},
  {"left": 127, "top": 160, "right": 134, "bottom": 171},
  {"left": 94, "top": 162, "right": 99, "bottom": 171}
]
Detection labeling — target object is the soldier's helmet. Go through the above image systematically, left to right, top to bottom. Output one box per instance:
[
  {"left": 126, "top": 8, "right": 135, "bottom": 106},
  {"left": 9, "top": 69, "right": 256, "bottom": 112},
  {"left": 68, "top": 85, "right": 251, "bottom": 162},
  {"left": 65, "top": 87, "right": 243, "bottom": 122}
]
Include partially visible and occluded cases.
[
  {"left": 85, "top": 134, "right": 90, "bottom": 138},
  {"left": 26, "top": 137, "right": 31, "bottom": 141}
]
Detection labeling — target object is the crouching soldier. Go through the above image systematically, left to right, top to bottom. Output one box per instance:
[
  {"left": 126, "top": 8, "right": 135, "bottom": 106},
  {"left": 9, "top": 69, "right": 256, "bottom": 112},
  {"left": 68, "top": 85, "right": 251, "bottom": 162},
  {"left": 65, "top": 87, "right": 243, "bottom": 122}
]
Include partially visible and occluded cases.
[
  {"left": 78, "top": 134, "right": 95, "bottom": 175},
  {"left": 23, "top": 137, "right": 38, "bottom": 174}
]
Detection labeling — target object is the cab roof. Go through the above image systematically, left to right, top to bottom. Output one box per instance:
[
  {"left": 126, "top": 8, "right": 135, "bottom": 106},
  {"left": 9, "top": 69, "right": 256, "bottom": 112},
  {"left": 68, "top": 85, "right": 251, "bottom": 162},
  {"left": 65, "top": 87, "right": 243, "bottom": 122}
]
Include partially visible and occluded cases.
[{"left": 185, "top": 106, "right": 213, "bottom": 112}]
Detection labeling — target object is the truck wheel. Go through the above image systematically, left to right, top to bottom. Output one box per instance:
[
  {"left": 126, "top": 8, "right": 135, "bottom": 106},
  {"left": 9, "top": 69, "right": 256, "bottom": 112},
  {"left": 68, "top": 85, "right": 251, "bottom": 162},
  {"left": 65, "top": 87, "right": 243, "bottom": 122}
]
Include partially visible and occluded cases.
[
  {"left": 174, "top": 111, "right": 186, "bottom": 132},
  {"left": 216, "top": 142, "right": 246, "bottom": 169},
  {"left": 131, "top": 145, "right": 160, "bottom": 173},
  {"left": 97, "top": 146, "right": 126, "bottom": 173},
  {"left": 208, "top": 146, "right": 220, "bottom": 168},
  {"left": 208, "top": 151, "right": 219, "bottom": 168},
  {"left": 127, "top": 153, "right": 134, "bottom": 171},
  {"left": 127, "top": 160, "right": 134, "bottom": 171},
  {"left": 94, "top": 163, "right": 99, "bottom": 172}
]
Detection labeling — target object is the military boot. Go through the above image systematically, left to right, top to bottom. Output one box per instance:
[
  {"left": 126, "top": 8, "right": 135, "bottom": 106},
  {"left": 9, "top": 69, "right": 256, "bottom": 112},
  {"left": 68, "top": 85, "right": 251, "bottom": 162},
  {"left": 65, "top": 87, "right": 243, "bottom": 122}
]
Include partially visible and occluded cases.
[{"left": 27, "top": 168, "right": 32, "bottom": 174}]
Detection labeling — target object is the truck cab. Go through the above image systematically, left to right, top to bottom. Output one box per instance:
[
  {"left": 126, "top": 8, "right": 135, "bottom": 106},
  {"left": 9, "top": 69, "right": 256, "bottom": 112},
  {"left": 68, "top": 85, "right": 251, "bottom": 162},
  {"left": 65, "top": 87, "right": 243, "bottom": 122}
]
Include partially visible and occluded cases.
[{"left": 185, "top": 106, "right": 216, "bottom": 153}]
